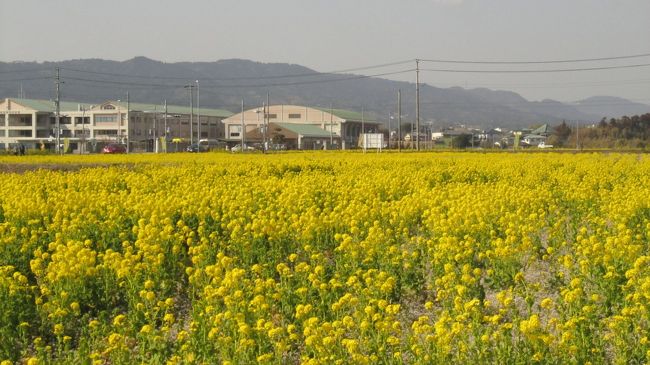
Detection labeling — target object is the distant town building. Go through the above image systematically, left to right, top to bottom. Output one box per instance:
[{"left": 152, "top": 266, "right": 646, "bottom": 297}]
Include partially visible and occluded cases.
[
  {"left": 0, "top": 98, "right": 231, "bottom": 152},
  {"left": 221, "top": 105, "right": 379, "bottom": 150},
  {"left": 246, "top": 122, "right": 341, "bottom": 150},
  {"left": 521, "top": 124, "right": 551, "bottom": 147},
  {"left": 522, "top": 134, "right": 547, "bottom": 146}
]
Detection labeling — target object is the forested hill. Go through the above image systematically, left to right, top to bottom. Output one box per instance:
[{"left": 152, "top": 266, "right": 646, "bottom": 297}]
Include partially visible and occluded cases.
[{"left": 2, "top": 57, "right": 648, "bottom": 129}]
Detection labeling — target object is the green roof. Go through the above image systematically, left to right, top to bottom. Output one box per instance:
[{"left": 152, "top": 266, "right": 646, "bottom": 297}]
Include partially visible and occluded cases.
[
  {"left": 6, "top": 98, "right": 232, "bottom": 118},
  {"left": 10, "top": 98, "right": 91, "bottom": 113},
  {"left": 112, "top": 101, "right": 232, "bottom": 118},
  {"left": 312, "top": 107, "right": 375, "bottom": 122},
  {"left": 275, "top": 122, "right": 333, "bottom": 138},
  {"left": 531, "top": 124, "right": 551, "bottom": 135}
]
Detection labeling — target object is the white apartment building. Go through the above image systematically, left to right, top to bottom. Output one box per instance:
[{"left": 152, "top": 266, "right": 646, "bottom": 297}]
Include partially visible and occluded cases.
[{"left": 0, "top": 98, "right": 232, "bottom": 152}]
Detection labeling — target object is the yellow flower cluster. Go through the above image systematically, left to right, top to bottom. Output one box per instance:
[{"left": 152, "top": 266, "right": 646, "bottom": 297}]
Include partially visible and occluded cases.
[{"left": 0, "top": 151, "right": 649, "bottom": 364}]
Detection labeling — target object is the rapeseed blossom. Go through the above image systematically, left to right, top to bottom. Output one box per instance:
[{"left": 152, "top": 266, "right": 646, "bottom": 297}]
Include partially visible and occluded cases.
[{"left": 0, "top": 152, "right": 648, "bottom": 363}]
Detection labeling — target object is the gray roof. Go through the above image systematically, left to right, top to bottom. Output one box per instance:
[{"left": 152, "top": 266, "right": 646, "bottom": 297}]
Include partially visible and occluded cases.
[{"left": 531, "top": 124, "right": 552, "bottom": 135}]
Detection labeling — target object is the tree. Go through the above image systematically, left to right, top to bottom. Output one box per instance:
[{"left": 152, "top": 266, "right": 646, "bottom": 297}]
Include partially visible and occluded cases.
[
  {"left": 551, "top": 120, "right": 572, "bottom": 147},
  {"left": 451, "top": 134, "right": 472, "bottom": 148}
]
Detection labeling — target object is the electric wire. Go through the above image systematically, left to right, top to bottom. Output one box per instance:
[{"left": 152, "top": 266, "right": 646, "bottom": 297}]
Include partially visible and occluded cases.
[
  {"left": 419, "top": 52, "right": 650, "bottom": 64},
  {"left": 57, "top": 60, "right": 414, "bottom": 81},
  {"left": 420, "top": 63, "right": 650, "bottom": 73},
  {"left": 0, "top": 68, "right": 51, "bottom": 74},
  {"left": 61, "top": 69, "right": 415, "bottom": 89},
  {"left": 0, "top": 76, "right": 52, "bottom": 82}
]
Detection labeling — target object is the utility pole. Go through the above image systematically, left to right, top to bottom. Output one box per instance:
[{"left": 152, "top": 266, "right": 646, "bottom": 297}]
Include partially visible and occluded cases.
[
  {"left": 415, "top": 59, "right": 420, "bottom": 151},
  {"left": 55, "top": 67, "right": 61, "bottom": 154},
  {"left": 196, "top": 80, "right": 200, "bottom": 144},
  {"left": 20, "top": 83, "right": 24, "bottom": 99},
  {"left": 185, "top": 84, "right": 195, "bottom": 145},
  {"left": 398, "top": 89, "right": 402, "bottom": 152},
  {"left": 125, "top": 91, "right": 130, "bottom": 152},
  {"left": 266, "top": 92, "right": 270, "bottom": 152},
  {"left": 164, "top": 99, "right": 168, "bottom": 153},
  {"left": 240, "top": 99, "right": 245, "bottom": 151},
  {"left": 259, "top": 103, "right": 265, "bottom": 153},
  {"left": 329, "top": 103, "right": 334, "bottom": 149},
  {"left": 153, "top": 105, "right": 158, "bottom": 153},
  {"left": 257, "top": 105, "right": 263, "bottom": 152},
  {"left": 80, "top": 106, "right": 86, "bottom": 155},
  {"left": 361, "top": 107, "right": 365, "bottom": 148},
  {"left": 388, "top": 112, "right": 391, "bottom": 149},
  {"left": 576, "top": 120, "right": 579, "bottom": 150}
]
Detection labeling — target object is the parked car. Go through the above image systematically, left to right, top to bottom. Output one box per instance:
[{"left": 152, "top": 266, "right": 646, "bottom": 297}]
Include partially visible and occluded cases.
[
  {"left": 187, "top": 139, "right": 226, "bottom": 153},
  {"left": 538, "top": 142, "right": 554, "bottom": 149},
  {"left": 102, "top": 143, "right": 127, "bottom": 154},
  {"left": 186, "top": 143, "right": 200, "bottom": 153},
  {"left": 230, "top": 144, "right": 256, "bottom": 152}
]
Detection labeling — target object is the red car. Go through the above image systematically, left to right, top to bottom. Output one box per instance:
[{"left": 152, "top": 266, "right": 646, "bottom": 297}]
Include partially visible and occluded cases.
[{"left": 102, "top": 144, "right": 127, "bottom": 154}]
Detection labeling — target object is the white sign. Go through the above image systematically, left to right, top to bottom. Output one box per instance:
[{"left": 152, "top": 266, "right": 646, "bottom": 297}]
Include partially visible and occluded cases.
[{"left": 362, "top": 133, "right": 384, "bottom": 149}]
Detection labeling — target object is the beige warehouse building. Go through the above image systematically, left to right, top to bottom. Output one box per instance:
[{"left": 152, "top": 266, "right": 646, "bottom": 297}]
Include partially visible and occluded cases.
[
  {"left": 0, "top": 98, "right": 232, "bottom": 152},
  {"left": 222, "top": 104, "right": 380, "bottom": 150}
]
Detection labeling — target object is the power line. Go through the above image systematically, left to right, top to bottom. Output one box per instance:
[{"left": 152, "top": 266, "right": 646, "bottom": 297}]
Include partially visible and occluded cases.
[
  {"left": 3, "top": 51, "right": 650, "bottom": 81},
  {"left": 420, "top": 52, "right": 650, "bottom": 64},
  {"left": 58, "top": 60, "right": 414, "bottom": 81},
  {"left": 421, "top": 63, "right": 650, "bottom": 73},
  {"left": 0, "top": 68, "right": 51, "bottom": 74},
  {"left": 62, "top": 69, "right": 415, "bottom": 89},
  {"left": 188, "top": 69, "right": 415, "bottom": 87},
  {"left": 0, "top": 76, "right": 52, "bottom": 82},
  {"left": 65, "top": 76, "right": 184, "bottom": 88},
  {"left": 433, "top": 78, "right": 650, "bottom": 89},
  {"left": 419, "top": 100, "right": 650, "bottom": 107}
]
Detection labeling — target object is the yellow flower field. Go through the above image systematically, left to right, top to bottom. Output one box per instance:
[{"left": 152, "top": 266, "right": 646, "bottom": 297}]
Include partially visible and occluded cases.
[{"left": 0, "top": 152, "right": 649, "bottom": 364}]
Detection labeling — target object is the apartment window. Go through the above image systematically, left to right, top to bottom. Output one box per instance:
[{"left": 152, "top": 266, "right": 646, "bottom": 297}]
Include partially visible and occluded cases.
[
  {"left": 102, "top": 105, "right": 116, "bottom": 110},
  {"left": 265, "top": 113, "right": 277, "bottom": 119},
  {"left": 288, "top": 113, "right": 301, "bottom": 119},
  {"left": 95, "top": 114, "right": 118, "bottom": 123},
  {"left": 9, "top": 115, "right": 32, "bottom": 126},
  {"left": 37, "top": 115, "right": 49, "bottom": 126},
  {"left": 75, "top": 117, "right": 90, "bottom": 125},
  {"left": 228, "top": 125, "right": 241, "bottom": 138},
  {"left": 95, "top": 129, "right": 118, "bottom": 136},
  {"left": 0, "top": 130, "right": 5, "bottom": 137},
  {"left": 9, "top": 130, "right": 32, "bottom": 137},
  {"left": 36, "top": 130, "right": 50, "bottom": 138},
  {"left": 74, "top": 130, "right": 89, "bottom": 137}
]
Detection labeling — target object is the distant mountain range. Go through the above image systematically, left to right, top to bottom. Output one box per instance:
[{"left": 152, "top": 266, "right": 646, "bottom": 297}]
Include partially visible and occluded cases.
[
  {"left": 2, "top": 57, "right": 649, "bottom": 129},
  {"left": 571, "top": 96, "right": 650, "bottom": 121}
]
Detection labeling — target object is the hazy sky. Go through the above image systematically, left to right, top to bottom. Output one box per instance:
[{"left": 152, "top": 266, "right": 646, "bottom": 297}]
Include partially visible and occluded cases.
[{"left": 1, "top": 0, "right": 649, "bottom": 102}]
